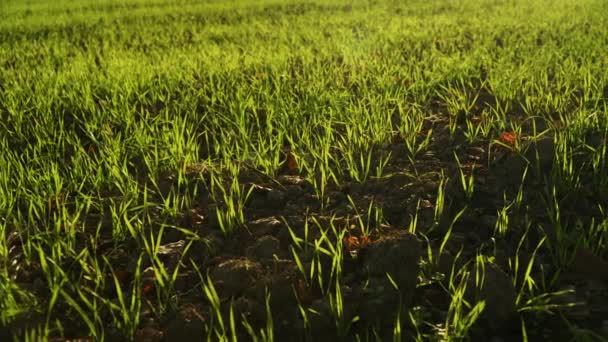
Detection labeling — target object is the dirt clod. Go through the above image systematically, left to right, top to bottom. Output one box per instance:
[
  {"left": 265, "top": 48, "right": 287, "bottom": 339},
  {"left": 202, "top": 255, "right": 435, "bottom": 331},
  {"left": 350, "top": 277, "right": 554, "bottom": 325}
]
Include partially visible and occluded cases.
[
  {"left": 359, "top": 230, "right": 421, "bottom": 328},
  {"left": 246, "top": 235, "right": 282, "bottom": 261},
  {"left": 210, "top": 258, "right": 264, "bottom": 298},
  {"left": 465, "top": 262, "right": 517, "bottom": 333}
]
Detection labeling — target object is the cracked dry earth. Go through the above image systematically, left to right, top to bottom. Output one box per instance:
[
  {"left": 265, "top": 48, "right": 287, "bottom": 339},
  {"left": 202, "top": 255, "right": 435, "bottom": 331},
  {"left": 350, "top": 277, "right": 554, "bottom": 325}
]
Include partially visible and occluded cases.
[{"left": 6, "top": 121, "right": 608, "bottom": 341}]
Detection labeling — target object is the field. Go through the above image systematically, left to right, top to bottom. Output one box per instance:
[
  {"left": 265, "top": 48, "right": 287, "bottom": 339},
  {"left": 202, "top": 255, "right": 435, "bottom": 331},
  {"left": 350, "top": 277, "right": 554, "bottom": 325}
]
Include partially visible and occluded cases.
[{"left": 2, "top": 0, "right": 608, "bottom": 340}]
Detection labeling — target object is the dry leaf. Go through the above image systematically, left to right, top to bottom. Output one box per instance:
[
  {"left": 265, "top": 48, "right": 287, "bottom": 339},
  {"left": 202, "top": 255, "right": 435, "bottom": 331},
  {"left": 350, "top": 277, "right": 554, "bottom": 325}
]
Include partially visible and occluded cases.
[
  {"left": 498, "top": 131, "right": 517, "bottom": 146},
  {"left": 286, "top": 152, "right": 298, "bottom": 171},
  {"left": 359, "top": 235, "right": 371, "bottom": 248},
  {"left": 344, "top": 236, "right": 360, "bottom": 251},
  {"left": 114, "top": 268, "right": 131, "bottom": 285},
  {"left": 294, "top": 279, "right": 313, "bottom": 305},
  {"left": 142, "top": 282, "right": 155, "bottom": 295}
]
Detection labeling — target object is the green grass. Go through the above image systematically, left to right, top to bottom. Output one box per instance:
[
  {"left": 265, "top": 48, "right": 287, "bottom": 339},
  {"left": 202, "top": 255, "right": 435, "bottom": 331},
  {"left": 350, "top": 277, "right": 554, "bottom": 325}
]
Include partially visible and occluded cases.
[{"left": 2, "top": 0, "right": 608, "bottom": 340}]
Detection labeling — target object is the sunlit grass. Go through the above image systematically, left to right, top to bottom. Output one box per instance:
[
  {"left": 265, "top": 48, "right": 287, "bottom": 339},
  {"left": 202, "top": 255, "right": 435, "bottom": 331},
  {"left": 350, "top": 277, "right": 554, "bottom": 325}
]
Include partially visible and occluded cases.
[{"left": 1, "top": 0, "right": 608, "bottom": 340}]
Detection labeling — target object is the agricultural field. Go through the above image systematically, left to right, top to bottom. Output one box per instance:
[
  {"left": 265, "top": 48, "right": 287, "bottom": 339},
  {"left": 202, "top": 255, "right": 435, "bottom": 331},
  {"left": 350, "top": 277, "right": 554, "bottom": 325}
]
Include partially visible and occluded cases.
[{"left": 2, "top": 0, "right": 608, "bottom": 340}]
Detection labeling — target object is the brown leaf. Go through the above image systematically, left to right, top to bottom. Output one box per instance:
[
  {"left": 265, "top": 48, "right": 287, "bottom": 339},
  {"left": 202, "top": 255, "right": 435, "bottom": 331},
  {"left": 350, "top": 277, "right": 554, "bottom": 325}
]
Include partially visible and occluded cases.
[
  {"left": 498, "top": 131, "right": 517, "bottom": 146},
  {"left": 286, "top": 152, "right": 298, "bottom": 171},
  {"left": 359, "top": 235, "right": 371, "bottom": 248},
  {"left": 343, "top": 236, "right": 360, "bottom": 251},
  {"left": 114, "top": 268, "right": 131, "bottom": 286},
  {"left": 294, "top": 279, "right": 313, "bottom": 305},
  {"left": 143, "top": 282, "right": 155, "bottom": 296}
]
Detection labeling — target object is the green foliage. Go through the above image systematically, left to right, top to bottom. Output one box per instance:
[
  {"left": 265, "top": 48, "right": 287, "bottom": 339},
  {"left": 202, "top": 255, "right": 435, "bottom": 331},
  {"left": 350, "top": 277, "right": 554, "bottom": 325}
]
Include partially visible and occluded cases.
[{"left": 1, "top": 0, "right": 608, "bottom": 340}]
